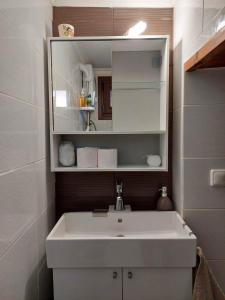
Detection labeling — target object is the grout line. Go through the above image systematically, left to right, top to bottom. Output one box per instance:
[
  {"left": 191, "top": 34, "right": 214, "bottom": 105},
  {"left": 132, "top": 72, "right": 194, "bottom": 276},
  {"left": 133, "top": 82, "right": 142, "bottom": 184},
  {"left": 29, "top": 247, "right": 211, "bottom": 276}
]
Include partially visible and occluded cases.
[
  {"left": 0, "top": 91, "right": 46, "bottom": 110},
  {"left": 184, "top": 103, "right": 225, "bottom": 107},
  {"left": 183, "top": 157, "right": 225, "bottom": 160},
  {"left": 0, "top": 158, "right": 47, "bottom": 177},
  {"left": 0, "top": 201, "right": 55, "bottom": 263},
  {"left": 184, "top": 208, "right": 225, "bottom": 211},
  {"left": 208, "top": 259, "right": 225, "bottom": 262}
]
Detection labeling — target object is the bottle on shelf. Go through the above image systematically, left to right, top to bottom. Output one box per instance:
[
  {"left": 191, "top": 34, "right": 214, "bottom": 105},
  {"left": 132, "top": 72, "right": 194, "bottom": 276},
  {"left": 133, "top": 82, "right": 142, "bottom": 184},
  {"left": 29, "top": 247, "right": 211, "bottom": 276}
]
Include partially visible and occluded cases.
[{"left": 79, "top": 88, "right": 87, "bottom": 107}]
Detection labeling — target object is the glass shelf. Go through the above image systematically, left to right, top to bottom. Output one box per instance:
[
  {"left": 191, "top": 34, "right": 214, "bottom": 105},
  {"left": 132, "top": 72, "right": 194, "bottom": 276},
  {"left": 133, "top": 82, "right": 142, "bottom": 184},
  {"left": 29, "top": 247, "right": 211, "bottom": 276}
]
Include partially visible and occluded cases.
[
  {"left": 112, "top": 81, "right": 165, "bottom": 90},
  {"left": 79, "top": 107, "right": 95, "bottom": 111}
]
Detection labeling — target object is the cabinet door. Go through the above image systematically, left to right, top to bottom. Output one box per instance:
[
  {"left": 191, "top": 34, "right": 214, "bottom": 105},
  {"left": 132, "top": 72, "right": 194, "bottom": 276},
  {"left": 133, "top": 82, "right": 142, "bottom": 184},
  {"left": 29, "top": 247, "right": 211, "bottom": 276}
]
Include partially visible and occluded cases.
[
  {"left": 53, "top": 268, "right": 122, "bottom": 300},
  {"left": 123, "top": 268, "right": 192, "bottom": 300}
]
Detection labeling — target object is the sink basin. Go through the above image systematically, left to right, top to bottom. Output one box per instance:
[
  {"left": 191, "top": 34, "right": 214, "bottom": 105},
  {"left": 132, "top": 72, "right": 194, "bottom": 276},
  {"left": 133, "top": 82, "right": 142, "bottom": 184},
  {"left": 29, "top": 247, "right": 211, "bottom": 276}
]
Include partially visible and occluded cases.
[{"left": 46, "top": 211, "right": 196, "bottom": 268}]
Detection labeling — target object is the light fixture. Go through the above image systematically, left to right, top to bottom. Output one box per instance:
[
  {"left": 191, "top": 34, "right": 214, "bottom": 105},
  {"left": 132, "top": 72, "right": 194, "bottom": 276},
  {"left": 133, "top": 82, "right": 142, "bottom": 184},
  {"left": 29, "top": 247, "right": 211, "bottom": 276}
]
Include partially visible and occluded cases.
[{"left": 127, "top": 21, "right": 147, "bottom": 36}]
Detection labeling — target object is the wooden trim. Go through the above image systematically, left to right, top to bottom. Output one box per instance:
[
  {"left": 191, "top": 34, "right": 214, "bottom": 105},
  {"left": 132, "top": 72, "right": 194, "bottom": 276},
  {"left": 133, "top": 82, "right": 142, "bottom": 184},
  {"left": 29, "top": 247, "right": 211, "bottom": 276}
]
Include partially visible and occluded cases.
[
  {"left": 184, "top": 27, "right": 225, "bottom": 72},
  {"left": 98, "top": 76, "right": 112, "bottom": 120}
]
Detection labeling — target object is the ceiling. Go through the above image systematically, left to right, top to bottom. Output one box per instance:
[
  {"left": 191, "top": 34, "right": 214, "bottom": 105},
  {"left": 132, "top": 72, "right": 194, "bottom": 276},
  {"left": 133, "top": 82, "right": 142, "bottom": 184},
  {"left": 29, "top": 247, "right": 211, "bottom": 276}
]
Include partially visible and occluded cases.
[{"left": 52, "top": 0, "right": 175, "bottom": 8}]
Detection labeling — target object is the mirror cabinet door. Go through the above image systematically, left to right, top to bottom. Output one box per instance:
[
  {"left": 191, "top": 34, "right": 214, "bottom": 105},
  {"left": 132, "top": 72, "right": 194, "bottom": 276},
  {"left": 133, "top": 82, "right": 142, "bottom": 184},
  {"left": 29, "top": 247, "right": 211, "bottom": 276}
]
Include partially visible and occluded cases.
[{"left": 50, "top": 38, "right": 167, "bottom": 133}]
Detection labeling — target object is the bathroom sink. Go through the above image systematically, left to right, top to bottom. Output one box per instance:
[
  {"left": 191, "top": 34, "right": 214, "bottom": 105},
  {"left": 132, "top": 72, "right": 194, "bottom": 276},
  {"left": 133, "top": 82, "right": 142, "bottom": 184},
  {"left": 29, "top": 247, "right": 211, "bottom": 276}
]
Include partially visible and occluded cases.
[{"left": 46, "top": 211, "right": 196, "bottom": 268}]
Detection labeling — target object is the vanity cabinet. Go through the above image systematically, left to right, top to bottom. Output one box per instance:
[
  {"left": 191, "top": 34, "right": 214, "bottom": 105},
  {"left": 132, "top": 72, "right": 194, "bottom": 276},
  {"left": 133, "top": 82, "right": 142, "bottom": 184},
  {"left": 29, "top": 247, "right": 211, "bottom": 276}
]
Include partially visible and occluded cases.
[
  {"left": 48, "top": 36, "right": 169, "bottom": 172},
  {"left": 53, "top": 267, "right": 192, "bottom": 300},
  {"left": 53, "top": 268, "right": 122, "bottom": 300},
  {"left": 123, "top": 268, "right": 192, "bottom": 300}
]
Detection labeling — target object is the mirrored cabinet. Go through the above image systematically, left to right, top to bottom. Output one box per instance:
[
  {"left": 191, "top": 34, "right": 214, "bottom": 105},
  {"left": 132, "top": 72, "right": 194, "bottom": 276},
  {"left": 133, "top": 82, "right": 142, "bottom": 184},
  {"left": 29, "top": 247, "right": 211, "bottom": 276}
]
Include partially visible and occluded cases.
[{"left": 48, "top": 36, "right": 169, "bottom": 172}]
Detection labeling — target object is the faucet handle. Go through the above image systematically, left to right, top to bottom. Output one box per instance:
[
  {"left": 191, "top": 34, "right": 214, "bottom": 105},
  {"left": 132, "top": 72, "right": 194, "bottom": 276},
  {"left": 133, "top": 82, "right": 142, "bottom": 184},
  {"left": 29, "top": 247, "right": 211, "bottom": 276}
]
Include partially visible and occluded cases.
[{"left": 116, "top": 181, "right": 123, "bottom": 193}]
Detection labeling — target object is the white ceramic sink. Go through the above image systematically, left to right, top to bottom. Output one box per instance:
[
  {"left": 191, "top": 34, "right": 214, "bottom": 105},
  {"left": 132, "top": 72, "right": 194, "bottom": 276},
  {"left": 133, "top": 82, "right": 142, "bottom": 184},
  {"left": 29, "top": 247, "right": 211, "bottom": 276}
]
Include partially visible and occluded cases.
[{"left": 46, "top": 211, "right": 196, "bottom": 268}]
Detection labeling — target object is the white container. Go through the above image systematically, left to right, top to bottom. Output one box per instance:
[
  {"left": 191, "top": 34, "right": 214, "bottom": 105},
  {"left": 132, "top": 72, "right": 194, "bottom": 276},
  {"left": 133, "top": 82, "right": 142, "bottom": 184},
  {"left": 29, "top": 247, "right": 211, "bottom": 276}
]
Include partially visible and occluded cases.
[
  {"left": 59, "top": 141, "right": 75, "bottom": 167},
  {"left": 77, "top": 148, "right": 98, "bottom": 168},
  {"left": 98, "top": 149, "right": 117, "bottom": 168},
  {"left": 146, "top": 155, "right": 161, "bottom": 167}
]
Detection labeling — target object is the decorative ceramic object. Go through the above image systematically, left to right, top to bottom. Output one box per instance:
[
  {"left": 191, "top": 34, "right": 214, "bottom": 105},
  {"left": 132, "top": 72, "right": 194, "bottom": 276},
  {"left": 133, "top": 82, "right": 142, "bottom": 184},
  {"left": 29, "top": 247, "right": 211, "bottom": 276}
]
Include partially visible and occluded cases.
[
  {"left": 58, "top": 24, "right": 74, "bottom": 37},
  {"left": 59, "top": 141, "right": 75, "bottom": 167},
  {"left": 146, "top": 155, "right": 161, "bottom": 167}
]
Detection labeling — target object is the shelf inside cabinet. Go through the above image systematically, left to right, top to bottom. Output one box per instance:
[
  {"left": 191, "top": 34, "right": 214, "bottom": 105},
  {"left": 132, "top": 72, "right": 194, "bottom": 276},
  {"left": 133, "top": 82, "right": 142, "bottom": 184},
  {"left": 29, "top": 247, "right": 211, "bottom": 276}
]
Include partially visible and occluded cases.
[
  {"left": 52, "top": 130, "right": 166, "bottom": 135},
  {"left": 51, "top": 133, "right": 168, "bottom": 172},
  {"left": 53, "top": 165, "right": 167, "bottom": 172}
]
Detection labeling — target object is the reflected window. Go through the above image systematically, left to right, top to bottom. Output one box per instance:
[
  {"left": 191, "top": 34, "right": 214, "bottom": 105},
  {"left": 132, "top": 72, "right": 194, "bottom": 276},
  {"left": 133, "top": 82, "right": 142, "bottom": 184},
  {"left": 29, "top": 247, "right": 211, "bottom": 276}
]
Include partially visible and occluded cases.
[{"left": 54, "top": 90, "right": 68, "bottom": 107}]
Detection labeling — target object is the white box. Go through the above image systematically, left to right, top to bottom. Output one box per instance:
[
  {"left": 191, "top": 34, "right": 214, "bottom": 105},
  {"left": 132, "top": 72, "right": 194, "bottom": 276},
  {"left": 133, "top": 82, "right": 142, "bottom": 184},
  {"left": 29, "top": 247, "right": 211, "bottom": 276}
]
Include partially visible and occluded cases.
[
  {"left": 77, "top": 148, "right": 98, "bottom": 168},
  {"left": 98, "top": 149, "right": 118, "bottom": 168}
]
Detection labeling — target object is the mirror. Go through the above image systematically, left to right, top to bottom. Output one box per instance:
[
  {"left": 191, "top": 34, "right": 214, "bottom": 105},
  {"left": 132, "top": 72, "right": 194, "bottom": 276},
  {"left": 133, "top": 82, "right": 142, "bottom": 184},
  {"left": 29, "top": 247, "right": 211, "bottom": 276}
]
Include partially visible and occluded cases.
[{"left": 50, "top": 38, "right": 167, "bottom": 133}]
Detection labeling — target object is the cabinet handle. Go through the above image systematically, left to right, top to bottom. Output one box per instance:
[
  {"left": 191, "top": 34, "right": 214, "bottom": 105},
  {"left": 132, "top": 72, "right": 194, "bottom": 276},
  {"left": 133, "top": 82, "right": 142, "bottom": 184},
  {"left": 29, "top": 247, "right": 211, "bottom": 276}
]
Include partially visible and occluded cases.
[
  {"left": 113, "top": 271, "right": 118, "bottom": 279},
  {"left": 128, "top": 271, "right": 133, "bottom": 279}
]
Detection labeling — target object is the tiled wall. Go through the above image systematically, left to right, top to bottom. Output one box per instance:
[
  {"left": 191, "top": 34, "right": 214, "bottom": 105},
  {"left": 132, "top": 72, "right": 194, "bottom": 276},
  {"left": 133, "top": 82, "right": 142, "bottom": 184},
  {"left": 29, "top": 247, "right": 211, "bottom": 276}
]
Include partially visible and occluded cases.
[
  {"left": 173, "top": 0, "right": 225, "bottom": 292},
  {"left": 0, "top": 1, "right": 54, "bottom": 299}
]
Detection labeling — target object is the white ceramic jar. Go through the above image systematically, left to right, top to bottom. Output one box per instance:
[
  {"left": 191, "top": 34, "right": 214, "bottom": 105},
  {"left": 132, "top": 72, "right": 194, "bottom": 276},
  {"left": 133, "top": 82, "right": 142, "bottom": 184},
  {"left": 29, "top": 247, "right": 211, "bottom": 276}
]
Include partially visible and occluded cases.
[
  {"left": 59, "top": 141, "right": 75, "bottom": 167},
  {"left": 146, "top": 155, "right": 161, "bottom": 167}
]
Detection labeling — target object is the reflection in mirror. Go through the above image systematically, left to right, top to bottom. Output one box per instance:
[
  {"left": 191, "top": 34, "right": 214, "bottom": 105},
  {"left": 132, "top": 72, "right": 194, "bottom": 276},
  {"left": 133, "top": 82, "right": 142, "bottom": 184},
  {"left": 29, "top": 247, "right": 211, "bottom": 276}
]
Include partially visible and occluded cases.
[
  {"left": 51, "top": 38, "right": 167, "bottom": 133},
  {"left": 51, "top": 40, "right": 113, "bottom": 132}
]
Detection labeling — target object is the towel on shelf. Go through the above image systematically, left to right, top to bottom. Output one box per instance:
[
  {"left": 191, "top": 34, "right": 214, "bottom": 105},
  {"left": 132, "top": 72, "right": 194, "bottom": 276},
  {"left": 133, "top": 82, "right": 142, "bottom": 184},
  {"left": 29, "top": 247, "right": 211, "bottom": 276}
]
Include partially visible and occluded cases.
[{"left": 193, "top": 247, "right": 225, "bottom": 300}]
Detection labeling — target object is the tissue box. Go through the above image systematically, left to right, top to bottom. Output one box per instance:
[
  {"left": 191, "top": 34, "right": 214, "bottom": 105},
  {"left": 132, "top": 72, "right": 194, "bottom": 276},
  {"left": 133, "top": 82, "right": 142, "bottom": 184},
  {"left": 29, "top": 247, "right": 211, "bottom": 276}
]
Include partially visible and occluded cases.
[
  {"left": 77, "top": 147, "right": 98, "bottom": 168},
  {"left": 98, "top": 149, "right": 118, "bottom": 168}
]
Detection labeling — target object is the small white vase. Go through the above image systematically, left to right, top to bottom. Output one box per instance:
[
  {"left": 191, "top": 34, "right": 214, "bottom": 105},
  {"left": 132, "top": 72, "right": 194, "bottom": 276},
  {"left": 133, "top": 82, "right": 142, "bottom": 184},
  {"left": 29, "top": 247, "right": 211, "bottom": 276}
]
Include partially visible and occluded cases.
[{"left": 59, "top": 141, "right": 75, "bottom": 167}]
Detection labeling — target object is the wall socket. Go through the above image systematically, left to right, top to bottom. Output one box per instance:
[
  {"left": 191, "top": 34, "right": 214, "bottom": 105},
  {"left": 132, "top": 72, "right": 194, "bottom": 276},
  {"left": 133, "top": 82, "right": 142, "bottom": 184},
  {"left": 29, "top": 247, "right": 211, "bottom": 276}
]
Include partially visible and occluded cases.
[{"left": 210, "top": 169, "right": 225, "bottom": 187}]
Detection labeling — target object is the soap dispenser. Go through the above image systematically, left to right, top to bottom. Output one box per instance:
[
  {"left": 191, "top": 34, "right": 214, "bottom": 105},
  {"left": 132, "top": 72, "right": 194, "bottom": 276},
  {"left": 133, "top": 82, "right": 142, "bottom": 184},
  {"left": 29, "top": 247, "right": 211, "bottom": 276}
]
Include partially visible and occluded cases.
[{"left": 157, "top": 186, "right": 173, "bottom": 211}]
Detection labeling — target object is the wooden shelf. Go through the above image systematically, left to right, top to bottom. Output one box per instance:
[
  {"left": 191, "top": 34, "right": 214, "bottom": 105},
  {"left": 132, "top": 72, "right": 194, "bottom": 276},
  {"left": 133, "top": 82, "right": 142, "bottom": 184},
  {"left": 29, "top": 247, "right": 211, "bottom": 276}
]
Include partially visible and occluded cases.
[
  {"left": 184, "top": 27, "right": 225, "bottom": 72},
  {"left": 53, "top": 165, "right": 167, "bottom": 172}
]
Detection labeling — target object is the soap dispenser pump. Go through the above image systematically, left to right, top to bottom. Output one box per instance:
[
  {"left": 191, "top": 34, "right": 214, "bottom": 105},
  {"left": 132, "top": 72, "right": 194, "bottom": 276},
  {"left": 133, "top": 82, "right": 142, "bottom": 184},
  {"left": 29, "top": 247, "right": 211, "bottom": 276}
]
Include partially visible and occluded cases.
[{"left": 157, "top": 186, "right": 173, "bottom": 211}]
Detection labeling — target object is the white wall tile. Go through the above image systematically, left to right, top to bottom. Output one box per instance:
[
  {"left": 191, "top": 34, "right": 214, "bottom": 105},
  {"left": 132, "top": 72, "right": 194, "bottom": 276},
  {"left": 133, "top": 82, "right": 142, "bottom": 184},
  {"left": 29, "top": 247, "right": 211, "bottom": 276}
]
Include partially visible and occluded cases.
[
  {"left": 0, "top": 0, "right": 53, "bottom": 298},
  {"left": 174, "top": 0, "right": 225, "bottom": 287},
  {"left": 203, "top": 0, "right": 225, "bottom": 29},
  {"left": 173, "top": 41, "right": 183, "bottom": 111},
  {"left": 184, "top": 68, "right": 225, "bottom": 106},
  {"left": 0, "top": 94, "right": 46, "bottom": 173},
  {"left": 183, "top": 104, "right": 225, "bottom": 158},
  {"left": 172, "top": 108, "right": 183, "bottom": 214},
  {"left": 184, "top": 158, "right": 225, "bottom": 209},
  {"left": 35, "top": 160, "right": 55, "bottom": 214},
  {"left": 0, "top": 162, "right": 53, "bottom": 257},
  {"left": 37, "top": 204, "right": 55, "bottom": 263},
  {"left": 184, "top": 209, "right": 225, "bottom": 259},
  {"left": 0, "top": 223, "right": 39, "bottom": 300},
  {"left": 37, "top": 259, "right": 53, "bottom": 300},
  {"left": 208, "top": 260, "right": 225, "bottom": 293}
]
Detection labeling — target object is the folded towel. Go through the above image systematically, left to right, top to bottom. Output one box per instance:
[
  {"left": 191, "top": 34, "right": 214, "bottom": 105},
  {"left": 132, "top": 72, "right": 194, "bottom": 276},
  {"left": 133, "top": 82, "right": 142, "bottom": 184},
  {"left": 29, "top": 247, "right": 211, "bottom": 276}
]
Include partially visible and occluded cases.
[{"left": 193, "top": 247, "right": 225, "bottom": 300}]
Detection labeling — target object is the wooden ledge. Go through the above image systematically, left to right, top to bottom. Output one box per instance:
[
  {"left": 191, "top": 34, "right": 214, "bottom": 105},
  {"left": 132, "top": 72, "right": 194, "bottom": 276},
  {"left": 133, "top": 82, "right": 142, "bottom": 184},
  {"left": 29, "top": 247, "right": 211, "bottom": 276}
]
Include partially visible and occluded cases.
[{"left": 184, "top": 27, "right": 225, "bottom": 72}]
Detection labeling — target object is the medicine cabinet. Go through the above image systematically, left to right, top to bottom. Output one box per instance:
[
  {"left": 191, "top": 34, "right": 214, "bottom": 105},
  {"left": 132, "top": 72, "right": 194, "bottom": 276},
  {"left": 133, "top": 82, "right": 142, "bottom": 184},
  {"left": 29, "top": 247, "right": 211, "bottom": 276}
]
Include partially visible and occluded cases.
[{"left": 48, "top": 36, "right": 169, "bottom": 172}]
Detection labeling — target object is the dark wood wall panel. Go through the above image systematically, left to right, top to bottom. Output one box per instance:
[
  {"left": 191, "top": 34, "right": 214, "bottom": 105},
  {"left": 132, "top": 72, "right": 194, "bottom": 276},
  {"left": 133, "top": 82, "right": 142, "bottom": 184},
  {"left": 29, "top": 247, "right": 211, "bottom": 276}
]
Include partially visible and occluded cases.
[
  {"left": 53, "top": 7, "right": 173, "bottom": 217},
  {"left": 53, "top": 7, "right": 113, "bottom": 36},
  {"left": 113, "top": 8, "right": 173, "bottom": 39},
  {"left": 56, "top": 172, "right": 171, "bottom": 218}
]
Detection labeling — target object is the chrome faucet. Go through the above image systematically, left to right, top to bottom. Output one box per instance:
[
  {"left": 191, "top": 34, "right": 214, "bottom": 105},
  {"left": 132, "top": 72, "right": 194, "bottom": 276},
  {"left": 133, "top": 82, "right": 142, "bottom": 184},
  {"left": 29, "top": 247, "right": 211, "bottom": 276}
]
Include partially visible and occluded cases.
[{"left": 115, "top": 181, "right": 124, "bottom": 211}]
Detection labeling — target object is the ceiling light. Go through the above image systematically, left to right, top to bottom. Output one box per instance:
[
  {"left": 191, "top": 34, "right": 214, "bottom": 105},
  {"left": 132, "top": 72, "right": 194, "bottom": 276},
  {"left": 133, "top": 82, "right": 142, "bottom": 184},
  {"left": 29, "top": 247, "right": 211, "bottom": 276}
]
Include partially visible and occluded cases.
[{"left": 127, "top": 21, "right": 147, "bottom": 36}]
